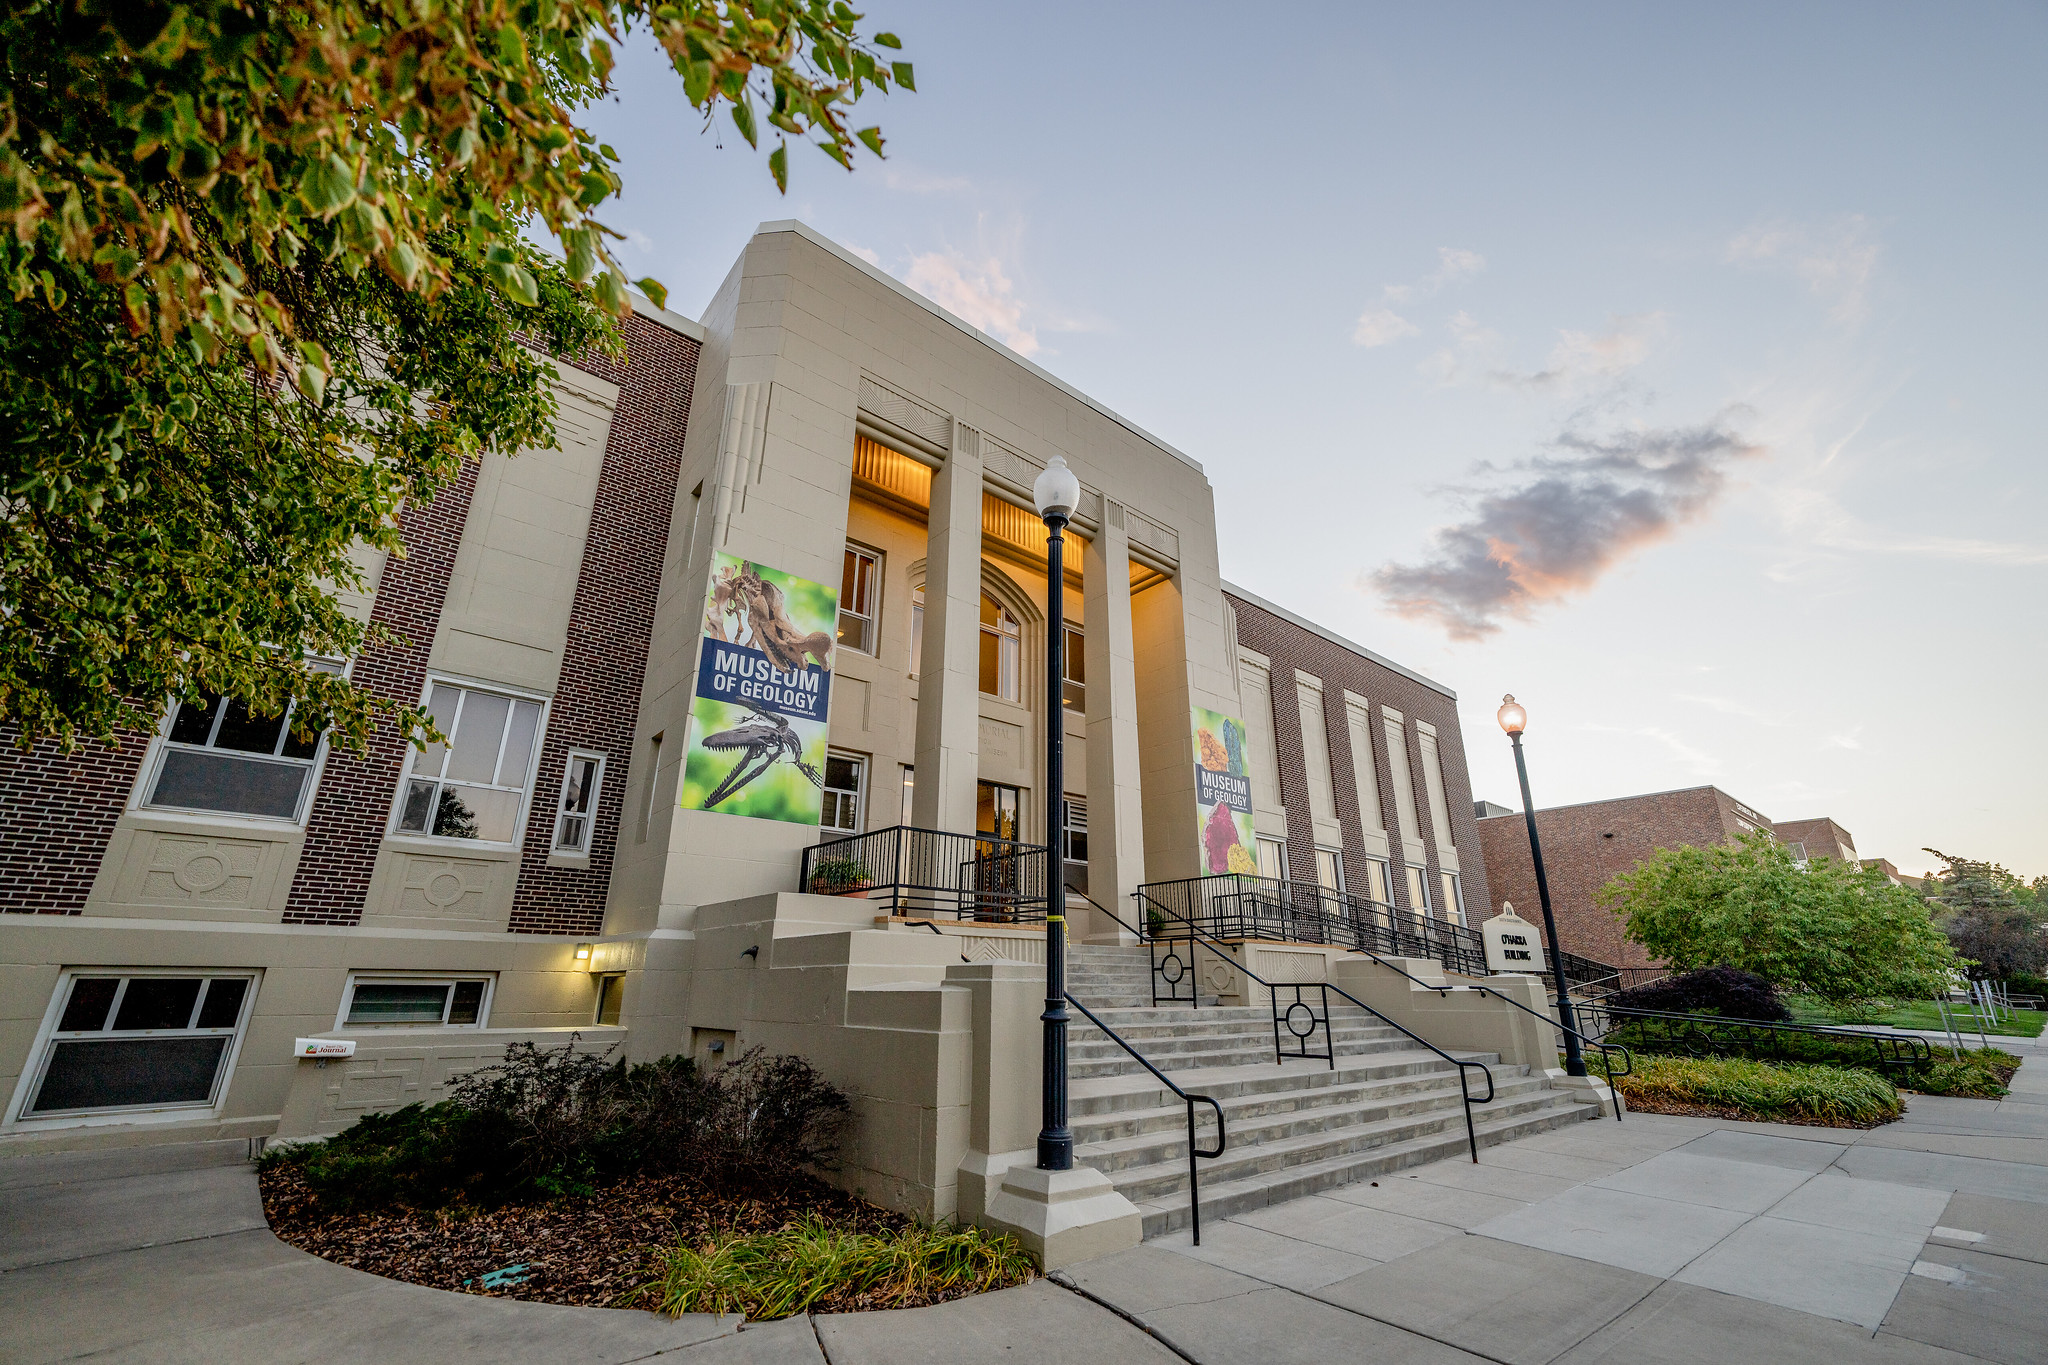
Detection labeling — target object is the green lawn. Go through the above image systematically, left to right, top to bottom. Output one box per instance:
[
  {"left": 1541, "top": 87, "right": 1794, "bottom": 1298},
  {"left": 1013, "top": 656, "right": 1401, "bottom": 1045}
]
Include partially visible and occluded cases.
[{"left": 1788, "top": 995, "right": 2045, "bottom": 1038}]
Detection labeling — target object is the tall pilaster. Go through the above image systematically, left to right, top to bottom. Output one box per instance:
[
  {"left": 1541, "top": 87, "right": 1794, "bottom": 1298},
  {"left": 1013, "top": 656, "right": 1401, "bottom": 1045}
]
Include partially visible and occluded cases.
[
  {"left": 912, "top": 424, "right": 983, "bottom": 834},
  {"left": 1082, "top": 504, "right": 1145, "bottom": 941}
]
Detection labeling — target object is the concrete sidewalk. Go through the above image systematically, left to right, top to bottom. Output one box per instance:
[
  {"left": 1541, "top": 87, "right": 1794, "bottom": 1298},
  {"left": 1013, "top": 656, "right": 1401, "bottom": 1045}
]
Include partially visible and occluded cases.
[{"left": 3, "top": 1035, "right": 2042, "bottom": 1363}]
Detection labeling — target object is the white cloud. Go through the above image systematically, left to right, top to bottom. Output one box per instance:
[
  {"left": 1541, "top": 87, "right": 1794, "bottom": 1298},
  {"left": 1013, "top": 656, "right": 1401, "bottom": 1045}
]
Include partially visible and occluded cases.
[
  {"left": 881, "top": 165, "right": 973, "bottom": 195},
  {"left": 1727, "top": 216, "right": 1882, "bottom": 326},
  {"left": 844, "top": 242, "right": 882, "bottom": 267},
  {"left": 1354, "top": 247, "right": 1485, "bottom": 346},
  {"left": 904, "top": 250, "right": 1039, "bottom": 356},
  {"left": 1352, "top": 308, "right": 1420, "bottom": 348},
  {"left": 1419, "top": 310, "right": 1503, "bottom": 384},
  {"left": 1491, "top": 313, "right": 1668, "bottom": 390},
  {"left": 1772, "top": 487, "right": 2048, "bottom": 566},
  {"left": 1675, "top": 693, "right": 1790, "bottom": 726},
  {"left": 1579, "top": 721, "right": 1723, "bottom": 777},
  {"left": 1825, "top": 728, "right": 1864, "bottom": 750}
]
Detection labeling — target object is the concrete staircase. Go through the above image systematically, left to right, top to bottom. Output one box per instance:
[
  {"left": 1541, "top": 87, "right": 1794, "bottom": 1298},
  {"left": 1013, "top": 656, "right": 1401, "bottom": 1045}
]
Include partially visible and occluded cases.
[{"left": 1065, "top": 943, "right": 1600, "bottom": 1237}]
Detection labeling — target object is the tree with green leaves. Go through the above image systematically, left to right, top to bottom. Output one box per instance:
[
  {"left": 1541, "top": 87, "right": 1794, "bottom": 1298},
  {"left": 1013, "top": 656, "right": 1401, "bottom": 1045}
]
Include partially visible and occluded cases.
[
  {"left": 1, "top": 1, "right": 912, "bottom": 752},
  {"left": 1599, "top": 829, "right": 1960, "bottom": 1009},
  {"left": 1922, "top": 848, "right": 2047, "bottom": 982}
]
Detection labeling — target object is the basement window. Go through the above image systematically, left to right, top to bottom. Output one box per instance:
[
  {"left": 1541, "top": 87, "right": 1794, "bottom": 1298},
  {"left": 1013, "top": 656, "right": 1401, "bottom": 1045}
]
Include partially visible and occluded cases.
[
  {"left": 21, "top": 972, "right": 256, "bottom": 1119},
  {"left": 340, "top": 976, "right": 492, "bottom": 1028}
]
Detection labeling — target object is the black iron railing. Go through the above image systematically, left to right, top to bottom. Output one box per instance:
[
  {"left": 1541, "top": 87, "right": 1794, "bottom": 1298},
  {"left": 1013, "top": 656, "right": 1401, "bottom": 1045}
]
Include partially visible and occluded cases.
[
  {"left": 800, "top": 825, "right": 1051, "bottom": 921},
  {"left": 1135, "top": 874, "right": 1489, "bottom": 978},
  {"left": 1080, "top": 888, "right": 1492, "bottom": 1161},
  {"left": 1345, "top": 946, "right": 1631, "bottom": 1121},
  {"left": 1554, "top": 948, "right": 1623, "bottom": 996},
  {"left": 1065, "top": 993, "right": 1225, "bottom": 1245},
  {"left": 1575, "top": 1001, "right": 1934, "bottom": 1070}
]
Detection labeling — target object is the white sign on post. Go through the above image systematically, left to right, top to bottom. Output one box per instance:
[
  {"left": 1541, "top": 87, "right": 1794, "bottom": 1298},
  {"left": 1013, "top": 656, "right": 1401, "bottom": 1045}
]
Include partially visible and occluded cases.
[{"left": 1482, "top": 903, "right": 1546, "bottom": 975}]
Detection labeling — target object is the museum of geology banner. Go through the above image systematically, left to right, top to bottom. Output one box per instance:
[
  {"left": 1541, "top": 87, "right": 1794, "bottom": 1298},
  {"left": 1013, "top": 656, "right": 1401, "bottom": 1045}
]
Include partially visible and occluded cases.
[
  {"left": 680, "top": 554, "right": 838, "bottom": 825},
  {"left": 1193, "top": 707, "right": 1257, "bottom": 875}
]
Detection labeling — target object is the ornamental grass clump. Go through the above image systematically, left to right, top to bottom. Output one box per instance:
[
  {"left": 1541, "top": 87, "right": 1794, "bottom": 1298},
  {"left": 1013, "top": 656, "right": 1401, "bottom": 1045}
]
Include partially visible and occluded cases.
[
  {"left": 1589, "top": 1053, "right": 1902, "bottom": 1127},
  {"left": 639, "top": 1215, "right": 1036, "bottom": 1319}
]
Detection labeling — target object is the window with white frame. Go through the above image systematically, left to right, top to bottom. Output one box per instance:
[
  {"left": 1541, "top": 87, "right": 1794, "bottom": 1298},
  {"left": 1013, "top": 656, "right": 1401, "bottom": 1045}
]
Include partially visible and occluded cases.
[
  {"left": 838, "top": 544, "right": 880, "bottom": 654},
  {"left": 979, "top": 592, "right": 1021, "bottom": 701},
  {"left": 1061, "top": 625, "right": 1085, "bottom": 711},
  {"left": 144, "top": 660, "right": 343, "bottom": 821},
  {"left": 393, "top": 682, "right": 545, "bottom": 844},
  {"left": 552, "top": 751, "right": 605, "bottom": 854},
  {"left": 821, "top": 751, "right": 865, "bottom": 834},
  {"left": 1062, "top": 795, "right": 1088, "bottom": 892},
  {"left": 1255, "top": 836, "right": 1288, "bottom": 882},
  {"left": 1314, "top": 846, "right": 1344, "bottom": 893},
  {"left": 1360, "top": 857, "right": 1393, "bottom": 907},
  {"left": 1404, "top": 864, "right": 1431, "bottom": 919},
  {"left": 1440, "top": 871, "right": 1466, "bottom": 926},
  {"left": 22, "top": 972, "right": 255, "bottom": 1118},
  {"left": 341, "top": 976, "right": 491, "bottom": 1028}
]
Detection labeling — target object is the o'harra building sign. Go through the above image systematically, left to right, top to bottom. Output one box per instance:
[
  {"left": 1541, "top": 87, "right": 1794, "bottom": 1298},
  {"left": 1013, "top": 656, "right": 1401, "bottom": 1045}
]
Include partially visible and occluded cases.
[{"left": 1483, "top": 902, "right": 1546, "bottom": 974}]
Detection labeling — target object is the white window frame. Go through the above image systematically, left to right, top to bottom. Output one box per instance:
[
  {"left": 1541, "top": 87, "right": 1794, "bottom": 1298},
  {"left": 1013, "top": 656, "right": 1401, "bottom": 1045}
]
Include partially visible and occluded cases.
[
  {"left": 838, "top": 543, "right": 882, "bottom": 656},
  {"left": 979, "top": 593, "right": 1023, "bottom": 702},
  {"left": 1060, "top": 624, "right": 1085, "bottom": 711},
  {"left": 134, "top": 659, "right": 347, "bottom": 827},
  {"left": 388, "top": 675, "right": 551, "bottom": 849},
  {"left": 550, "top": 749, "right": 607, "bottom": 859},
  {"left": 821, "top": 749, "right": 867, "bottom": 835},
  {"left": 1062, "top": 794, "right": 1088, "bottom": 891},
  {"left": 1255, "top": 835, "right": 1289, "bottom": 883},
  {"left": 1314, "top": 846, "right": 1345, "bottom": 894},
  {"left": 1360, "top": 857, "right": 1394, "bottom": 908},
  {"left": 1440, "top": 871, "right": 1466, "bottom": 926},
  {"left": 6, "top": 968, "right": 260, "bottom": 1129},
  {"left": 336, "top": 973, "right": 496, "bottom": 1031}
]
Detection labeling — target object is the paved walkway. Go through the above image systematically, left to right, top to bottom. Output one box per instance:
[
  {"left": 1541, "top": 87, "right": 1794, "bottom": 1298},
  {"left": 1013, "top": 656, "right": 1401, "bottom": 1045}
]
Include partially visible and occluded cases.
[{"left": 3, "top": 1035, "right": 2043, "bottom": 1364}]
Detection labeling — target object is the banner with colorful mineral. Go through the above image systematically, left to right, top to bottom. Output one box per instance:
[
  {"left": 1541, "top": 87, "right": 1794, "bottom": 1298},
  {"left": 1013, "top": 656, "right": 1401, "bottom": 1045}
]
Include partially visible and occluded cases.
[
  {"left": 679, "top": 553, "right": 838, "bottom": 825},
  {"left": 1192, "top": 707, "right": 1257, "bottom": 875}
]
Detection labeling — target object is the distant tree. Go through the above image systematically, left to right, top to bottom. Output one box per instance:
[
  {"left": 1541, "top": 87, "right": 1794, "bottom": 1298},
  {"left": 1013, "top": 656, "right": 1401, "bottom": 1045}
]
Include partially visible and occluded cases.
[
  {"left": 2, "top": 1, "right": 912, "bottom": 752},
  {"left": 1600, "top": 829, "right": 1960, "bottom": 1008},
  {"left": 1923, "top": 849, "right": 2048, "bottom": 982}
]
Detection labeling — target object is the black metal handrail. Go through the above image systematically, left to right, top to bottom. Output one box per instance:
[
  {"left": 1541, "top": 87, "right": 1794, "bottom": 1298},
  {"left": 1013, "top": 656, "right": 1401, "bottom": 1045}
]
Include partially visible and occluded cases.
[
  {"left": 800, "top": 825, "right": 1051, "bottom": 921},
  {"left": 1136, "top": 874, "right": 1490, "bottom": 978},
  {"left": 1089, "top": 889, "right": 1493, "bottom": 1162},
  {"left": 1344, "top": 945, "right": 1631, "bottom": 1122},
  {"left": 1554, "top": 948, "right": 1623, "bottom": 996},
  {"left": 1065, "top": 992, "right": 1226, "bottom": 1245},
  {"left": 1575, "top": 1001, "right": 1934, "bottom": 1070}
]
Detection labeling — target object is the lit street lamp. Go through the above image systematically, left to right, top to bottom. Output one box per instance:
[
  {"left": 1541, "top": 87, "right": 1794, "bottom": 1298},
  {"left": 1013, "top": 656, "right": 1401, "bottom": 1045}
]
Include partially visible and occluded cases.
[
  {"left": 1032, "top": 454, "right": 1083, "bottom": 1170},
  {"left": 1498, "top": 694, "right": 1587, "bottom": 1077}
]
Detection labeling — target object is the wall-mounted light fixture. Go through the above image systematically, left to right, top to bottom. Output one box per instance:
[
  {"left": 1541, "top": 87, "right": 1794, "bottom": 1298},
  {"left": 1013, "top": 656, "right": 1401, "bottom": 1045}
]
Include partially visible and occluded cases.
[{"left": 573, "top": 943, "right": 594, "bottom": 964}]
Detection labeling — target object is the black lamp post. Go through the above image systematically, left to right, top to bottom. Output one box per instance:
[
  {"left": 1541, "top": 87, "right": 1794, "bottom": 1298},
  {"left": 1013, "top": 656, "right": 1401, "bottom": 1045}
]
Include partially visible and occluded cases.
[
  {"left": 1032, "top": 454, "right": 1082, "bottom": 1171},
  {"left": 1498, "top": 694, "right": 1586, "bottom": 1078}
]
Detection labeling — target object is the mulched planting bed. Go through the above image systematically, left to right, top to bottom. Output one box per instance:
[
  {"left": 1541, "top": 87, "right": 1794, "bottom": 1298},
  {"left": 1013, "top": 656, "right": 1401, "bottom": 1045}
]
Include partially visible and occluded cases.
[
  {"left": 1617, "top": 1095, "right": 1894, "bottom": 1129},
  {"left": 261, "top": 1164, "right": 917, "bottom": 1311}
]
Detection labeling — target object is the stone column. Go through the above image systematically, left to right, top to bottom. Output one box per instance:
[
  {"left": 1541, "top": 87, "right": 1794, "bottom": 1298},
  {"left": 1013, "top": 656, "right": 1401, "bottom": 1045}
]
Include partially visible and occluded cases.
[
  {"left": 912, "top": 424, "right": 983, "bottom": 834},
  {"left": 1082, "top": 503, "right": 1146, "bottom": 942}
]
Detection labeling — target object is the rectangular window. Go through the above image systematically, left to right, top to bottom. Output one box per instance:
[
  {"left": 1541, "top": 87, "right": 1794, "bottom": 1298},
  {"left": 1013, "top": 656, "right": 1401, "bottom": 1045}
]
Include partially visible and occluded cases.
[
  {"left": 838, "top": 545, "right": 880, "bottom": 654},
  {"left": 979, "top": 593, "right": 1021, "bottom": 701},
  {"left": 1061, "top": 625, "right": 1085, "bottom": 711},
  {"left": 144, "top": 661, "right": 343, "bottom": 821},
  {"left": 393, "top": 682, "right": 545, "bottom": 844},
  {"left": 552, "top": 751, "right": 605, "bottom": 854},
  {"left": 822, "top": 751, "right": 865, "bottom": 834},
  {"left": 900, "top": 765, "right": 915, "bottom": 824},
  {"left": 977, "top": 780, "right": 1022, "bottom": 842},
  {"left": 1062, "top": 796, "right": 1088, "bottom": 892},
  {"left": 1256, "top": 836, "right": 1288, "bottom": 882},
  {"left": 1314, "top": 847, "right": 1344, "bottom": 892},
  {"left": 1360, "top": 858, "right": 1393, "bottom": 907},
  {"left": 1404, "top": 864, "right": 1431, "bottom": 919},
  {"left": 1440, "top": 872, "right": 1466, "bottom": 926},
  {"left": 24, "top": 972, "right": 255, "bottom": 1119},
  {"left": 595, "top": 974, "right": 625, "bottom": 1026},
  {"left": 341, "top": 976, "right": 491, "bottom": 1028}
]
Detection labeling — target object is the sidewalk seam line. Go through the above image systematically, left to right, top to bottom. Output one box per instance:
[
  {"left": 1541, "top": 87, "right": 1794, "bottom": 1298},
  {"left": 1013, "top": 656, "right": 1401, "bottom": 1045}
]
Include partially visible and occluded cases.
[{"left": 1046, "top": 1271, "right": 1201, "bottom": 1365}]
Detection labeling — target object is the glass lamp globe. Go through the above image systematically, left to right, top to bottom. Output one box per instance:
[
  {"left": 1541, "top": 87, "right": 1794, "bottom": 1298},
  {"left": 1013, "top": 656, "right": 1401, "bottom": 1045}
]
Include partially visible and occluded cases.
[
  {"left": 1033, "top": 454, "right": 1081, "bottom": 520},
  {"left": 1497, "top": 694, "right": 1527, "bottom": 735}
]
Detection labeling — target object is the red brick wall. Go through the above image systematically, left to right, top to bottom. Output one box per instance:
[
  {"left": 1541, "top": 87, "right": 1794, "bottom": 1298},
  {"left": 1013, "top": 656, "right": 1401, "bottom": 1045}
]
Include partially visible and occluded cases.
[
  {"left": 507, "top": 314, "right": 698, "bottom": 936},
  {"left": 283, "top": 457, "right": 485, "bottom": 924},
  {"left": 1225, "top": 593, "right": 1490, "bottom": 925},
  {"left": 0, "top": 730, "right": 150, "bottom": 915},
  {"left": 1476, "top": 786, "right": 1752, "bottom": 969}
]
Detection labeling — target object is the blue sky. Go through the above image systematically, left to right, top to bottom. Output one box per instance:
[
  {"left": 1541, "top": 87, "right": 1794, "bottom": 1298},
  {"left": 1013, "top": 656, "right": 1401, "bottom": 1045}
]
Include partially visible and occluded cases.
[{"left": 585, "top": 2, "right": 2047, "bottom": 880}]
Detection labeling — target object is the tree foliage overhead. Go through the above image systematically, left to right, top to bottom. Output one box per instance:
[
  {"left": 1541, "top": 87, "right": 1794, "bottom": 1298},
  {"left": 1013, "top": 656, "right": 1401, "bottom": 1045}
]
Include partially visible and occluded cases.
[
  {"left": 1, "top": 1, "right": 910, "bottom": 750},
  {"left": 1599, "top": 829, "right": 1960, "bottom": 1008}
]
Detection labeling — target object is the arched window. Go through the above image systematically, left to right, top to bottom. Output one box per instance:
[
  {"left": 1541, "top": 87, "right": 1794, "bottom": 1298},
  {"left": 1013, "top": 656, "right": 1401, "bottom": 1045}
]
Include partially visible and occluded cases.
[{"left": 979, "top": 592, "right": 1021, "bottom": 701}]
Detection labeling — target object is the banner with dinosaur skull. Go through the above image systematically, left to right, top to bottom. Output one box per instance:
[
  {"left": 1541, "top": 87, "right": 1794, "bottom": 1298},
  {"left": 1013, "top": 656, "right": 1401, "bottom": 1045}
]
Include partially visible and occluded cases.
[
  {"left": 679, "top": 553, "right": 838, "bottom": 824},
  {"left": 1193, "top": 707, "right": 1257, "bottom": 875}
]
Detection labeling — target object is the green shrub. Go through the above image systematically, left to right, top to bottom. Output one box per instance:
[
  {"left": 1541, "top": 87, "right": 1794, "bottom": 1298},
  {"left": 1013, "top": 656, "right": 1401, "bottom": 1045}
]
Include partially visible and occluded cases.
[
  {"left": 808, "top": 855, "right": 870, "bottom": 893},
  {"left": 1605, "top": 1021, "right": 2018, "bottom": 1099},
  {"left": 262, "top": 1040, "right": 849, "bottom": 1212},
  {"left": 1897, "top": 1047, "right": 2018, "bottom": 1098},
  {"left": 1586, "top": 1052, "right": 1902, "bottom": 1126},
  {"left": 638, "top": 1214, "right": 1036, "bottom": 1319}
]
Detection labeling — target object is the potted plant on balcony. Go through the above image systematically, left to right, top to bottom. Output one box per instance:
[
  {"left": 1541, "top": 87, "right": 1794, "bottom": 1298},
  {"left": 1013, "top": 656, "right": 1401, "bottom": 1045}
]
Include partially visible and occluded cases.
[{"left": 808, "top": 855, "right": 873, "bottom": 897}]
